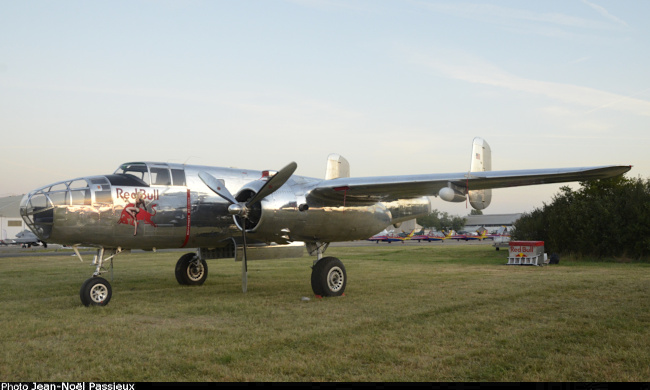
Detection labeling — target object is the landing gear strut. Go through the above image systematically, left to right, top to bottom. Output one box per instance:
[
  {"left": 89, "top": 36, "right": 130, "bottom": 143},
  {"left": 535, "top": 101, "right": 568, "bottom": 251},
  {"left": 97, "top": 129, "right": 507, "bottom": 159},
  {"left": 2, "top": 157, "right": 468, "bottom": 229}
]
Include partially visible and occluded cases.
[{"left": 79, "top": 247, "right": 122, "bottom": 307}]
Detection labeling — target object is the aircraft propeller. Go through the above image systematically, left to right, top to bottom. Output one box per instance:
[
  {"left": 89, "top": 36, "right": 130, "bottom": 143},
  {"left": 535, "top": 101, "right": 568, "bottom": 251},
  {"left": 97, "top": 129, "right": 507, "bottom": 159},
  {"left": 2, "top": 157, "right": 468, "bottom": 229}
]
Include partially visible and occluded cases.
[{"left": 199, "top": 162, "right": 298, "bottom": 292}]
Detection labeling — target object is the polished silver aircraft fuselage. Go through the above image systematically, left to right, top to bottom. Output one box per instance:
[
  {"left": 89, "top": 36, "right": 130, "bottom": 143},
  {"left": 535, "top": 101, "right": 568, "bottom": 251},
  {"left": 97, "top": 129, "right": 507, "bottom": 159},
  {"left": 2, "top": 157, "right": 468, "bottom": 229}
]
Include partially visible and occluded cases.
[
  {"left": 18, "top": 138, "right": 632, "bottom": 305},
  {"left": 20, "top": 161, "right": 431, "bottom": 250}
]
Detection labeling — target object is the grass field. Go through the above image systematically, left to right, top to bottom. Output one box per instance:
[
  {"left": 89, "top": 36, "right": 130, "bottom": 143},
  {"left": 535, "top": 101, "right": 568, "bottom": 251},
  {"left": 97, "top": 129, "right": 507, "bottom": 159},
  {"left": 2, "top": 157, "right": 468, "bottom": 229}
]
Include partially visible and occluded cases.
[{"left": 0, "top": 244, "right": 648, "bottom": 382}]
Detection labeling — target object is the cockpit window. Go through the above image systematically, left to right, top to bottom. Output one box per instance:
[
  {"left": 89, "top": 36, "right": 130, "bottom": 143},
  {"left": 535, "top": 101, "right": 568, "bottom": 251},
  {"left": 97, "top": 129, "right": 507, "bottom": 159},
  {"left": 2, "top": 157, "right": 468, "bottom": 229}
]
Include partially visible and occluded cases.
[
  {"left": 113, "top": 163, "right": 186, "bottom": 187},
  {"left": 115, "top": 163, "right": 150, "bottom": 184}
]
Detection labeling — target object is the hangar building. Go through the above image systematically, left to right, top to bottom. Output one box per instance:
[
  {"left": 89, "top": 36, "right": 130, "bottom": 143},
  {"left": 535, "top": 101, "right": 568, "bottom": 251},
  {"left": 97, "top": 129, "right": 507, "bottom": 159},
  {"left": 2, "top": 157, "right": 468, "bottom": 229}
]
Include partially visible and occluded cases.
[
  {"left": 0, "top": 195, "right": 27, "bottom": 241},
  {"left": 463, "top": 213, "right": 522, "bottom": 233}
]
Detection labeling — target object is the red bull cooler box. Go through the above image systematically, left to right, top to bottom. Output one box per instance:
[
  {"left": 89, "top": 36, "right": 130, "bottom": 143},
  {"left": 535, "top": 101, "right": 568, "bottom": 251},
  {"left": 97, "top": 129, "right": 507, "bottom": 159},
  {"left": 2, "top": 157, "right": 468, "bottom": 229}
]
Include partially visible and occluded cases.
[{"left": 507, "top": 241, "right": 546, "bottom": 266}]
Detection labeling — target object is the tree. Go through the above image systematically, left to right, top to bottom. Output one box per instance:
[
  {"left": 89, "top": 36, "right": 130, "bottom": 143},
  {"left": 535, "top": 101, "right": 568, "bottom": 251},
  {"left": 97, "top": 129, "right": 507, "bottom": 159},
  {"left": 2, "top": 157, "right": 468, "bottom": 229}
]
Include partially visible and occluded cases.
[
  {"left": 512, "top": 176, "right": 650, "bottom": 258},
  {"left": 417, "top": 209, "right": 467, "bottom": 231},
  {"left": 470, "top": 209, "right": 483, "bottom": 215},
  {"left": 416, "top": 210, "right": 441, "bottom": 230},
  {"left": 450, "top": 215, "right": 467, "bottom": 231}
]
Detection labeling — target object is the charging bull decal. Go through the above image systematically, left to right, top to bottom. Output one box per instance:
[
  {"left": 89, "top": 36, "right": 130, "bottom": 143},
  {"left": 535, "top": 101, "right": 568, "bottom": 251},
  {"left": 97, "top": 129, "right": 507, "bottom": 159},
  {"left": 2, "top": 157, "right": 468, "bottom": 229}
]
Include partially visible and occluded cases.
[{"left": 117, "top": 192, "right": 158, "bottom": 236}]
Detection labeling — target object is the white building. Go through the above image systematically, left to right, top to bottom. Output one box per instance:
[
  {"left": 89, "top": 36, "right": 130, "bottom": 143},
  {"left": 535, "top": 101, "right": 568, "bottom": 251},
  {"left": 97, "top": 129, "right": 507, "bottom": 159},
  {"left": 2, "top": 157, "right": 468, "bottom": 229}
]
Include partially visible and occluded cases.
[
  {"left": 0, "top": 195, "right": 27, "bottom": 241},
  {"left": 463, "top": 213, "right": 522, "bottom": 233}
]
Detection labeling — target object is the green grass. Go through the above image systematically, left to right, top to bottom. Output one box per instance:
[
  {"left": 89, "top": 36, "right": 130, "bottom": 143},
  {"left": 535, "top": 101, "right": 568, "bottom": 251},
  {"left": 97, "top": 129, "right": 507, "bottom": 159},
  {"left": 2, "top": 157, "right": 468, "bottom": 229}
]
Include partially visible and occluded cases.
[{"left": 0, "top": 245, "right": 648, "bottom": 382}]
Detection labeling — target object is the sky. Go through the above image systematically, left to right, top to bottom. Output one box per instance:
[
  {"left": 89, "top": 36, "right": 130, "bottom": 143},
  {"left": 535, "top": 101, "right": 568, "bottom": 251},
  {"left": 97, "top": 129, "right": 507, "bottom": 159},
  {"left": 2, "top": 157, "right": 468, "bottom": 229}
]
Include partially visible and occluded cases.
[{"left": 1, "top": 0, "right": 649, "bottom": 215}]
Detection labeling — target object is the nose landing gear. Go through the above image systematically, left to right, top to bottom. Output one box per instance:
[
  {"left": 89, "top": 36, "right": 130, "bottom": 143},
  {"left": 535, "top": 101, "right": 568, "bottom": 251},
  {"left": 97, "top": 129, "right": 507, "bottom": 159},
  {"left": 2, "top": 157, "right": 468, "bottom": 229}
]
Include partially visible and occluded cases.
[
  {"left": 79, "top": 247, "right": 122, "bottom": 307},
  {"left": 80, "top": 277, "right": 112, "bottom": 306}
]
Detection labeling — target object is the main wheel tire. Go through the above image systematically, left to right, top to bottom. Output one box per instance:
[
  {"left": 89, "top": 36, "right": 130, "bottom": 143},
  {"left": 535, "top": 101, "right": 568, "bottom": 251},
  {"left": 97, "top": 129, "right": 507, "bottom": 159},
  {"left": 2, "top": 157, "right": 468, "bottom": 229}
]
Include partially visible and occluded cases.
[
  {"left": 175, "top": 253, "right": 208, "bottom": 285},
  {"left": 311, "top": 257, "right": 347, "bottom": 297},
  {"left": 80, "top": 277, "right": 112, "bottom": 306}
]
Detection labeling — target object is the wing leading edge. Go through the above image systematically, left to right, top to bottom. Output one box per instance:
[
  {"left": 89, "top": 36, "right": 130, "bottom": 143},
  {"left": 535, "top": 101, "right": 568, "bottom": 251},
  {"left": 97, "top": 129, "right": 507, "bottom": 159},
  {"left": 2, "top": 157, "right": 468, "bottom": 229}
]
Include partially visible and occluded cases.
[{"left": 306, "top": 165, "right": 632, "bottom": 206}]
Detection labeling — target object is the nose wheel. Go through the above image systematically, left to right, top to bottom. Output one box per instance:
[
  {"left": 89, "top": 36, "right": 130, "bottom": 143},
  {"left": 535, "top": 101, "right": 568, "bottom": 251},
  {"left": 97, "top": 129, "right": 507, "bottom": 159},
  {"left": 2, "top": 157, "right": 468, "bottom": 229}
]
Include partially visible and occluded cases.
[
  {"left": 78, "top": 247, "right": 121, "bottom": 306},
  {"left": 80, "top": 277, "right": 112, "bottom": 306}
]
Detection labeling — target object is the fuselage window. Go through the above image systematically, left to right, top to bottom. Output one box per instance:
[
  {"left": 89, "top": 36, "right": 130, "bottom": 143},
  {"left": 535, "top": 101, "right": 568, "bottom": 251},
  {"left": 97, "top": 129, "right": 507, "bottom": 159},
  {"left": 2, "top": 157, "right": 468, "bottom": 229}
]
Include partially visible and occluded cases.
[
  {"left": 150, "top": 167, "right": 171, "bottom": 186},
  {"left": 171, "top": 169, "right": 186, "bottom": 186},
  {"left": 69, "top": 179, "right": 89, "bottom": 190},
  {"left": 70, "top": 190, "right": 91, "bottom": 205}
]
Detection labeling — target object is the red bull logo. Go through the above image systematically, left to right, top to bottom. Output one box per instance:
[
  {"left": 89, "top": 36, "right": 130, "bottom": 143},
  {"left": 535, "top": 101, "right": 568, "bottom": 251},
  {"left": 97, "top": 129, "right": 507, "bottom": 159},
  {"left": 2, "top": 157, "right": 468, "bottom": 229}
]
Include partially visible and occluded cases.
[
  {"left": 114, "top": 188, "right": 161, "bottom": 235},
  {"left": 118, "top": 203, "right": 158, "bottom": 228}
]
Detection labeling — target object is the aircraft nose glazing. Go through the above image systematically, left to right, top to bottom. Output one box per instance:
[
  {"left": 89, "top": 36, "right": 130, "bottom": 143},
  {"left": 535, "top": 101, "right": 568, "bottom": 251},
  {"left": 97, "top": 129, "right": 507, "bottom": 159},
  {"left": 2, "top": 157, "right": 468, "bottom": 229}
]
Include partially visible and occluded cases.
[
  {"left": 20, "top": 177, "right": 96, "bottom": 242},
  {"left": 20, "top": 187, "right": 57, "bottom": 241}
]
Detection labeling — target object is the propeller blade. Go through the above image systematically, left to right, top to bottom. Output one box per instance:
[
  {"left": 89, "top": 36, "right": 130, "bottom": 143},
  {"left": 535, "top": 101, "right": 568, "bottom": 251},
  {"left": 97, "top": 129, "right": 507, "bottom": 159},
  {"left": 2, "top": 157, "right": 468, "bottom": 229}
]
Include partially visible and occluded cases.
[
  {"left": 247, "top": 162, "right": 297, "bottom": 206},
  {"left": 202, "top": 163, "right": 296, "bottom": 295},
  {"left": 198, "top": 171, "right": 238, "bottom": 205}
]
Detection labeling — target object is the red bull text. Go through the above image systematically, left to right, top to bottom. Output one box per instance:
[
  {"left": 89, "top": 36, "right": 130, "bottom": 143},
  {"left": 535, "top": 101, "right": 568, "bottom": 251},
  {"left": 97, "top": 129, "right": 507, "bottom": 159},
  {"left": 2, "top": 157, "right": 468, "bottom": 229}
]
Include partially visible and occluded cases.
[{"left": 115, "top": 188, "right": 160, "bottom": 202}]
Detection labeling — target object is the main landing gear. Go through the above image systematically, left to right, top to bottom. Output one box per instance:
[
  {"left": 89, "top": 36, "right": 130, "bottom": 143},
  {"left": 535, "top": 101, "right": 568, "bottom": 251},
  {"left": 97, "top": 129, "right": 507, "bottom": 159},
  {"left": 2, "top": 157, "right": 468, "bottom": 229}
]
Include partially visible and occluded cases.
[
  {"left": 307, "top": 242, "right": 347, "bottom": 297},
  {"left": 172, "top": 248, "right": 347, "bottom": 297},
  {"left": 175, "top": 253, "right": 208, "bottom": 285}
]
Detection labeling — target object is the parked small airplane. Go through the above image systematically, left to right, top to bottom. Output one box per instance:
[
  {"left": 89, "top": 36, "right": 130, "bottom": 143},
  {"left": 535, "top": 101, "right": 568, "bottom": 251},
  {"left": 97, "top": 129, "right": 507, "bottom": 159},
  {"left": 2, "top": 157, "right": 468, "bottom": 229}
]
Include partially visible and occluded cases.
[
  {"left": 19, "top": 137, "right": 630, "bottom": 306},
  {"left": 487, "top": 226, "right": 511, "bottom": 240},
  {"left": 489, "top": 226, "right": 512, "bottom": 250},
  {"left": 13, "top": 229, "right": 44, "bottom": 248},
  {"left": 367, "top": 229, "right": 415, "bottom": 243},
  {"left": 413, "top": 230, "right": 453, "bottom": 242},
  {"left": 451, "top": 230, "right": 488, "bottom": 241},
  {"left": 465, "top": 230, "right": 489, "bottom": 241}
]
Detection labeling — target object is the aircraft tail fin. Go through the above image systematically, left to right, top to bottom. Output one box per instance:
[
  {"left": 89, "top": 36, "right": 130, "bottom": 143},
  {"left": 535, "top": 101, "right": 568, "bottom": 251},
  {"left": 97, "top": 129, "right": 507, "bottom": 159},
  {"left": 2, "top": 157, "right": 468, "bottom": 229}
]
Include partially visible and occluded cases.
[
  {"left": 468, "top": 137, "right": 492, "bottom": 210},
  {"left": 325, "top": 154, "right": 351, "bottom": 180}
]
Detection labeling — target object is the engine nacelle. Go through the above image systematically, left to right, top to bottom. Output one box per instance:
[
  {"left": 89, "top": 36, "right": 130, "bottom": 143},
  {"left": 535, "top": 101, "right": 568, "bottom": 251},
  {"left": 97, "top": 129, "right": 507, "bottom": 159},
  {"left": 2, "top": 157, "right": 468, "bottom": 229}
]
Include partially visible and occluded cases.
[
  {"left": 231, "top": 179, "right": 300, "bottom": 243},
  {"left": 438, "top": 187, "right": 465, "bottom": 203},
  {"left": 468, "top": 189, "right": 492, "bottom": 210}
]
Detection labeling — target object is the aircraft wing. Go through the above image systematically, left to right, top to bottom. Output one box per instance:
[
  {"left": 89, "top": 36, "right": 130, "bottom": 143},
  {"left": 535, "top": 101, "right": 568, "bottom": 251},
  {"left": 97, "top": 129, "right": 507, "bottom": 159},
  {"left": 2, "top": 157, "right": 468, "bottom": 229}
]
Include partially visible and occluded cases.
[{"left": 306, "top": 165, "right": 631, "bottom": 206}]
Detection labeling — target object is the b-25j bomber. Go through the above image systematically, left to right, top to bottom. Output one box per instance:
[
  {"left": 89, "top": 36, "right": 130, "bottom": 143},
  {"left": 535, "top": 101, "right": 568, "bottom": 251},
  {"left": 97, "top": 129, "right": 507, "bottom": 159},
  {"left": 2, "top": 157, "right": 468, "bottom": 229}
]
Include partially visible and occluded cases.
[{"left": 20, "top": 138, "right": 631, "bottom": 306}]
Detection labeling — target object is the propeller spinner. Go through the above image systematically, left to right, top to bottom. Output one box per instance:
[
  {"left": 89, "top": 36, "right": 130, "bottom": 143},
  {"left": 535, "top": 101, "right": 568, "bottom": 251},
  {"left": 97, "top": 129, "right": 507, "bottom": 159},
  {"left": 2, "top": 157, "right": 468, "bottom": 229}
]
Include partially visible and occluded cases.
[{"left": 198, "top": 162, "right": 298, "bottom": 292}]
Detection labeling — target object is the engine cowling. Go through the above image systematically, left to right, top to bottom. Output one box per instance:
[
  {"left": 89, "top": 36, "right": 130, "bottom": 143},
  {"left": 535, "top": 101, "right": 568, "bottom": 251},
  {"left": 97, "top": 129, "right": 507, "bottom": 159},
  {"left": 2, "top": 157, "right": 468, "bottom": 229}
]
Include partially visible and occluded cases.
[
  {"left": 232, "top": 179, "right": 299, "bottom": 243},
  {"left": 233, "top": 181, "right": 266, "bottom": 231}
]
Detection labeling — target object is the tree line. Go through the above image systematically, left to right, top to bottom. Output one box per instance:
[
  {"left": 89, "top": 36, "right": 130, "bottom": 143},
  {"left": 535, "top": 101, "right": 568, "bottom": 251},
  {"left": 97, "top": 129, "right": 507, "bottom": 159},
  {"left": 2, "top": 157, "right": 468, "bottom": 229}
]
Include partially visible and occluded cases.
[{"left": 512, "top": 176, "right": 650, "bottom": 259}]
